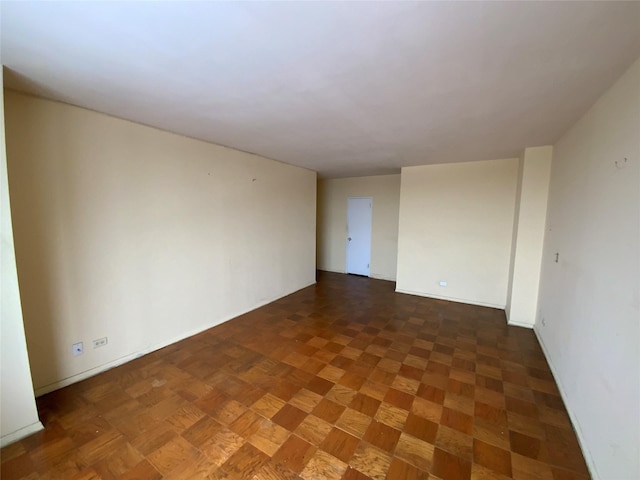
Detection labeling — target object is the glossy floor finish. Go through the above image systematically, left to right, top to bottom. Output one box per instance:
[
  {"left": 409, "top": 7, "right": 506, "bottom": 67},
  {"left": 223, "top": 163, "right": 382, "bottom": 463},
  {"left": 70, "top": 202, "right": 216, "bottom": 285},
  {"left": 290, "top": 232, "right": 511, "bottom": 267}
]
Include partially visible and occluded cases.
[{"left": 1, "top": 272, "right": 590, "bottom": 480}]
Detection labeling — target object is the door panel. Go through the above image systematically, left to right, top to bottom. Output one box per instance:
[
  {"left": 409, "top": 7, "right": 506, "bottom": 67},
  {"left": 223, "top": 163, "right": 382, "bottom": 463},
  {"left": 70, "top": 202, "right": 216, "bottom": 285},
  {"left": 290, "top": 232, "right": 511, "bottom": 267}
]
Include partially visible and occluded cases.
[{"left": 346, "top": 197, "right": 372, "bottom": 276}]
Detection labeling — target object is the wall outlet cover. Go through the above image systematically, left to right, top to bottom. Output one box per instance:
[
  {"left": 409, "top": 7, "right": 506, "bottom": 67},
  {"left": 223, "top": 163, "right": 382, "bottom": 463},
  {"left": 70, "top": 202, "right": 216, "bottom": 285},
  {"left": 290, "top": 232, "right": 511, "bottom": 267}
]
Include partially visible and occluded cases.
[{"left": 72, "top": 342, "right": 83, "bottom": 356}]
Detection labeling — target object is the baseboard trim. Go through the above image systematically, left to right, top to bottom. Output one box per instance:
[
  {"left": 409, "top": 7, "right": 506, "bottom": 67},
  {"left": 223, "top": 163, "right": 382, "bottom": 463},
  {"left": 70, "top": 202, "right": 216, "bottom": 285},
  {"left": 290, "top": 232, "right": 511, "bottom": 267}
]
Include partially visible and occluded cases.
[
  {"left": 317, "top": 267, "right": 346, "bottom": 274},
  {"left": 318, "top": 269, "right": 397, "bottom": 283},
  {"left": 370, "top": 273, "right": 397, "bottom": 282},
  {"left": 34, "top": 280, "right": 317, "bottom": 397},
  {"left": 395, "top": 288, "right": 505, "bottom": 310},
  {"left": 507, "top": 320, "right": 534, "bottom": 329},
  {"left": 533, "top": 326, "right": 599, "bottom": 479},
  {"left": 1, "top": 421, "right": 44, "bottom": 448}
]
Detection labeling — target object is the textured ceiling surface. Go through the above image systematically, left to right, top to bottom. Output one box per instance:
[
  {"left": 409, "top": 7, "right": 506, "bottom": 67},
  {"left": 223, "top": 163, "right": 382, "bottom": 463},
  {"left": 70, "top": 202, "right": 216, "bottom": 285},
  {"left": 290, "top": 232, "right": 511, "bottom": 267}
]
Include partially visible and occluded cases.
[{"left": 2, "top": 2, "right": 639, "bottom": 177}]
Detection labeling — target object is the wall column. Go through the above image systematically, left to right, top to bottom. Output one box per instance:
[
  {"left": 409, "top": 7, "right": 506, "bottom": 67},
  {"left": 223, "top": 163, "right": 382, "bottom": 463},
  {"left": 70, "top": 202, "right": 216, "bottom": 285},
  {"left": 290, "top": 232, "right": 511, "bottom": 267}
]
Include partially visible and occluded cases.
[
  {"left": 1, "top": 71, "right": 43, "bottom": 446},
  {"left": 506, "top": 146, "right": 552, "bottom": 327}
]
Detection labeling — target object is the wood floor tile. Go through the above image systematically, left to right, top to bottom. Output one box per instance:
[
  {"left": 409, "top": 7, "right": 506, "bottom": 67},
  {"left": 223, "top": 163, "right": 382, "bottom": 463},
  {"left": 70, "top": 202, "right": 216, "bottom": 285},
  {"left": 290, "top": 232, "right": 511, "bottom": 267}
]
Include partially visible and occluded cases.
[
  {"left": 1, "top": 272, "right": 591, "bottom": 480},
  {"left": 339, "top": 372, "right": 368, "bottom": 391},
  {"left": 307, "top": 376, "right": 335, "bottom": 396},
  {"left": 360, "top": 380, "right": 389, "bottom": 401},
  {"left": 417, "top": 383, "right": 446, "bottom": 404},
  {"left": 326, "top": 384, "right": 359, "bottom": 406},
  {"left": 384, "top": 387, "right": 415, "bottom": 410},
  {"left": 289, "top": 388, "right": 324, "bottom": 413},
  {"left": 444, "top": 392, "right": 475, "bottom": 416},
  {"left": 251, "top": 393, "right": 287, "bottom": 419},
  {"left": 349, "top": 393, "right": 381, "bottom": 416},
  {"left": 412, "top": 397, "right": 444, "bottom": 424},
  {"left": 505, "top": 397, "right": 538, "bottom": 419},
  {"left": 313, "top": 398, "right": 346, "bottom": 424},
  {"left": 475, "top": 401, "right": 508, "bottom": 427},
  {"left": 374, "top": 402, "right": 409, "bottom": 430},
  {"left": 272, "top": 404, "right": 308, "bottom": 431},
  {"left": 441, "top": 407, "right": 473, "bottom": 435},
  {"left": 335, "top": 408, "right": 373, "bottom": 438},
  {"left": 229, "top": 409, "right": 267, "bottom": 438},
  {"left": 507, "top": 411, "right": 545, "bottom": 439},
  {"left": 404, "top": 412, "right": 438, "bottom": 444},
  {"left": 181, "top": 415, "right": 222, "bottom": 449},
  {"left": 292, "top": 415, "right": 330, "bottom": 443},
  {"left": 472, "top": 419, "right": 509, "bottom": 453},
  {"left": 247, "top": 420, "right": 291, "bottom": 456},
  {"left": 362, "top": 420, "right": 401, "bottom": 453},
  {"left": 435, "top": 425, "right": 473, "bottom": 460},
  {"left": 199, "top": 427, "right": 245, "bottom": 466},
  {"left": 320, "top": 427, "right": 360, "bottom": 462},
  {"left": 77, "top": 430, "right": 127, "bottom": 467},
  {"left": 510, "top": 430, "right": 542, "bottom": 460},
  {"left": 395, "top": 433, "right": 435, "bottom": 471},
  {"left": 272, "top": 434, "right": 315, "bottom": 472},
  {"left": 146, "top": 435, "right": 199, "bottom": 476},
  {"left": 473, "top": 439, "right": 513, "bottom": 477},
  {"left": 91, "top": 442, "right": 144, "bottom": 479},
  {"left": 217, "top": 443, "right": 269, "bottom": 478},
  {"left": 348, "top": 443, "right": 393, "bottom": 480},
  {"left": 432, "top": 446, "right": 472, "bottom": 480},
  {"left": 300, "top": 449, "right": 348, "bottom": 480},
  {"left": 511, "top": 452, "right": 554, "bottom": 480},
  {"left": 1, "top": 453, "right": 35, "bottom": 480},
  {"left": 164, "top": 453, "right": 220, "bottom": 479},
  {"left": 387, "top": 457, "right": 430, "bottom": 479},
  {"left": 116, "top": 460, "right": 162, "bottom": 480},
  {"left": 252, "top": 460, "right": 301, "bottom": 480},
  {"left": 470, "top": 462, "right": 512, "bottom": 480},
  {"left": 341, "top": 466, "right": 375, "bottom": 480}
]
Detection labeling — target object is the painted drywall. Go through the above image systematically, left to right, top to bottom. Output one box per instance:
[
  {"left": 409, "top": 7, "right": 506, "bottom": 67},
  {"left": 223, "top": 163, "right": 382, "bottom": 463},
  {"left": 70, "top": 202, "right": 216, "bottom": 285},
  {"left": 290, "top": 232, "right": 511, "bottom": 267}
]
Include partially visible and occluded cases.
[
  {"left": 536, "top": 59, "right": 640, "bottom": 479},
  {"left": 0, "top": 76, "right": 42, "bottom": 445},
  {"left": 4, "top": 91, "right": 316, "bottom": 395},
  {"left": 505, "top": 146, "right": 552, "bottom": 327},
  {"left": 396, "top": 159, "right": 518, "bottom": 308},
  {"left": 317, "top": 175, "right": 400, "bottom": 281}
]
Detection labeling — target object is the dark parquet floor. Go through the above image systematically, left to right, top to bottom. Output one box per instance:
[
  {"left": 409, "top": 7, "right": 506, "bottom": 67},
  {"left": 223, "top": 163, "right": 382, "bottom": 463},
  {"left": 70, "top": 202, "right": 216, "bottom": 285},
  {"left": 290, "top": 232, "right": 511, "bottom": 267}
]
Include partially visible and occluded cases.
[{"left": 1, "top": 271, "right": 590, "bottom": 479}]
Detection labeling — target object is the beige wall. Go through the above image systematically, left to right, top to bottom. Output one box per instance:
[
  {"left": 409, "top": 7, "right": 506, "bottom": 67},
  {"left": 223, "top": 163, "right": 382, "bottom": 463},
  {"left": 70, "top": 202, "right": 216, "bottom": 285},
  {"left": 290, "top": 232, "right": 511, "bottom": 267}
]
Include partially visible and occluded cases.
[
  {"left": 536, "top": 59, "right": 640, "bottom": 479},
  {"left": 1, "top": 77, "right": 42, "bottom": 445},
  {"left": 5, "top": 91, "right": 316, "bottom": 395},
  {"left": 506, "top": 146, "right": 552, "bottom": 327},
  {"left": 396, "top": 159, "right": 518, "bottom": 308},
  {"left": 317, "top": 175, "right": 400, "bottom": 281}
]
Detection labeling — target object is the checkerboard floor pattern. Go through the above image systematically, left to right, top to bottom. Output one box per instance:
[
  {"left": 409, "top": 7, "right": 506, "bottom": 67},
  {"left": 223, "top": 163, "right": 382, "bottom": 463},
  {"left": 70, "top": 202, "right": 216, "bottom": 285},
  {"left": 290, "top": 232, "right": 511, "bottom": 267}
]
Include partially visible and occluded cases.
[{"left": 1, "top": 271, "right": 590, "bottom": 479}]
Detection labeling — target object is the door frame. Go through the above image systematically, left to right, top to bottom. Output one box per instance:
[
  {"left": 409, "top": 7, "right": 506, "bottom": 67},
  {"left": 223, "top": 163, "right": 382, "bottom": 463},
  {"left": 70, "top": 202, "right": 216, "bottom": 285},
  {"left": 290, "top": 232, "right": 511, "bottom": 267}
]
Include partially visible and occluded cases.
[{"left": 346, "top": 196, "right": 373, "bottom": 276}]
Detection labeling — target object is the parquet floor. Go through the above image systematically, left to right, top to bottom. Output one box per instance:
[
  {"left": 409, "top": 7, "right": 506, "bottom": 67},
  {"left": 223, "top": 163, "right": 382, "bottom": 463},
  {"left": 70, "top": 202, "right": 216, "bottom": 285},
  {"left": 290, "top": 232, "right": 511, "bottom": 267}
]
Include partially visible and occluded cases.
[{"left": 1, "top": 271, "right": 590, "bottom": 479}]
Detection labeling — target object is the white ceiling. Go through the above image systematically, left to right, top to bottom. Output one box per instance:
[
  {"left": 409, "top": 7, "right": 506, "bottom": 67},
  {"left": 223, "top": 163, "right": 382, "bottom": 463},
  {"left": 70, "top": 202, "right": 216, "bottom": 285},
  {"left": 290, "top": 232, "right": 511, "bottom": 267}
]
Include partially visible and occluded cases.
[{"left": 2, "top": 2, "right": 639, "bottom": 178}]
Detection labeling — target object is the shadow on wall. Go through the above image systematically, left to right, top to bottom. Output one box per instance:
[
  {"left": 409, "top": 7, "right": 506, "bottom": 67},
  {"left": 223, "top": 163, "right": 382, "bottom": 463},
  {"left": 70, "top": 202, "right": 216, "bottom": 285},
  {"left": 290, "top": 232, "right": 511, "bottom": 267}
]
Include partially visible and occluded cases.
[
  {"left": 8, "top": 123, "right": 82, "bottom": 393},
  {"left": 15, "top": 238, "right": 64, "bottom": 395}
]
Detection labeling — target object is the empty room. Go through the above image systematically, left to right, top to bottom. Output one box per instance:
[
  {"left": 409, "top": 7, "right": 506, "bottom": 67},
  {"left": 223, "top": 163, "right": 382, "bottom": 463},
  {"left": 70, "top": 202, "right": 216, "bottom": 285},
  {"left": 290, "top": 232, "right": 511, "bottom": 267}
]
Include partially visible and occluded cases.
[{"left": 1, "top": 2, "right": 638, "bottom": 479}]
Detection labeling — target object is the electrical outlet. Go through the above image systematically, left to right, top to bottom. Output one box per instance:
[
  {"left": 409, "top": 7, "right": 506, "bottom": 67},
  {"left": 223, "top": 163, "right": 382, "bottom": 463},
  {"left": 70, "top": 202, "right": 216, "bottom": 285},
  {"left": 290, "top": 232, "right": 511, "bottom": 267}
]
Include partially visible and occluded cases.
[
  {"left": 439, "top": 281, "right": 447, "bottom": 287},
  {"left": 93, "top": 337, "right": 108, "bottom": 348},
  {"left": 72, "top": 342, "right": 83, "bottom": 356}
]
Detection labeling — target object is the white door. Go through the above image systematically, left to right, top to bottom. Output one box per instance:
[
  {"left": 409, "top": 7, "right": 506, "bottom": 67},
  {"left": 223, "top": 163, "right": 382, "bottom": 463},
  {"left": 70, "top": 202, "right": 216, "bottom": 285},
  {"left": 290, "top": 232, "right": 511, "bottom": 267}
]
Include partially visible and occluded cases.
[{"left": 346, "top": 197, "right": 372, "bottom": 276}]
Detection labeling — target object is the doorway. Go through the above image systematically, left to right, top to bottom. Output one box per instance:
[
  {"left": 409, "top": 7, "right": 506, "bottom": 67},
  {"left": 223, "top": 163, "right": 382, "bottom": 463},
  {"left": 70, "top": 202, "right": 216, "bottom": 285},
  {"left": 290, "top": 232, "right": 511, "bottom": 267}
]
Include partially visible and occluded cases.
[{"left": 346, "top": 197, "right": 372, "bottom": 276}]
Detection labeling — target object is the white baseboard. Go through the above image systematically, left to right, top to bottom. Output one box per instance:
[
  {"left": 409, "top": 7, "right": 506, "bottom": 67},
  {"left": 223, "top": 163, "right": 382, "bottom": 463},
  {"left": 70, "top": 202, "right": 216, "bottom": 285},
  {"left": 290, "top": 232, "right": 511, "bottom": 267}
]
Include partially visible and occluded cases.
[
  {"left": 317, "top": 267, "right": 346, "bottom": 274},
  {"left": 317, "top": 269, "right": 397, "bottom": 283},
  {"left": 370, "top": 273, "right": 396, "bottom": 282},
  {"left": 34, "top": 280, "right": 317, "bottom": 397},
  {"left": 395, "top": 288, "right": 505, "bottom": 310},
  {"left": 507, "top": 320, "right": 534, "bottom": 329},
  {"left": 533, "top": 326, "right": 598, "bottom": 479},
  {"left": 1, "top": 421, "right": 44, "bottom": 447}
]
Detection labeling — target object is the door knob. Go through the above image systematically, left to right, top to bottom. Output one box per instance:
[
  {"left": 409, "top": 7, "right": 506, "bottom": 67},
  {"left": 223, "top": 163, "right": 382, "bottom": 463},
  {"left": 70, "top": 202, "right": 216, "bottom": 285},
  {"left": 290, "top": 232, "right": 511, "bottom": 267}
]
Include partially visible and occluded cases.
[{"left": 348, "top": 237, "right": 352, "bottom": 241}]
